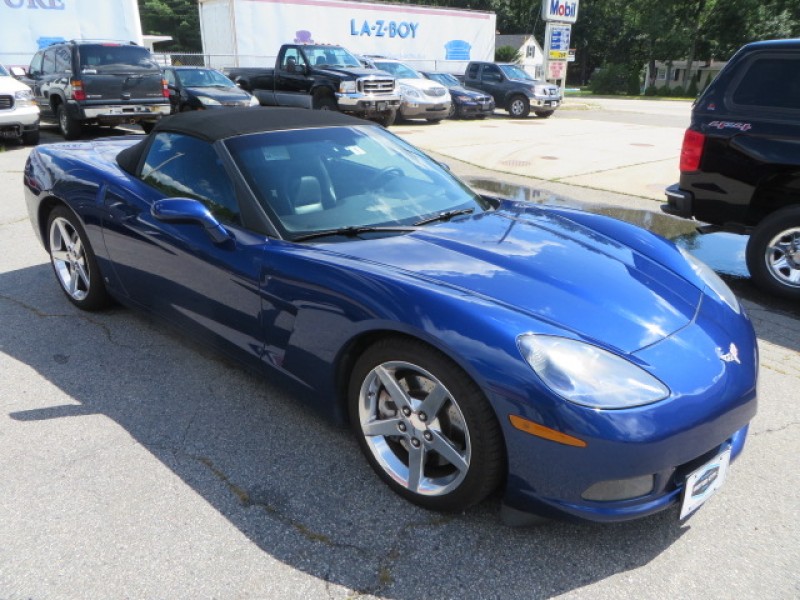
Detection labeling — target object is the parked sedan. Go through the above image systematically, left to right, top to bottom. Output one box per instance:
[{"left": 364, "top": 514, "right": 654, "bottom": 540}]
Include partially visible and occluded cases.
[
  {"left": 369, "top": 58, "right": 451, "bottom": 123},
  {"left": 163, "top": 66, "right": 259, "bottom": 113},
  {"left": 421, "top": 71, "right": 495, "bottom": 119},
  {"left": 24, "top": 108, "right": 757, "bottom": 525}
]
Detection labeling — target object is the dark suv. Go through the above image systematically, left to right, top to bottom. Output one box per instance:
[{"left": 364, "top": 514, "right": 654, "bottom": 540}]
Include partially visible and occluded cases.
[
  {"left": 664, "top": 38, "right": 800, "bottom": 300},
  {"left": 24, "top": 40, "right": 170, "bottom": 139}
]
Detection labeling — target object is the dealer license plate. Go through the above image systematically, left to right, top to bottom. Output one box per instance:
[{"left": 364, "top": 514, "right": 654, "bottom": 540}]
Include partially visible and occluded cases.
[{"left": 679, "top": 446, "right": 731, "bottom": 520}]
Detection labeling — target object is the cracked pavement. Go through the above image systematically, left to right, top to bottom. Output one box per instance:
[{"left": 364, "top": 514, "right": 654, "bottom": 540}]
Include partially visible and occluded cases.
[{"left": 0, "top": 113, "right": 798, "bottom": 599}]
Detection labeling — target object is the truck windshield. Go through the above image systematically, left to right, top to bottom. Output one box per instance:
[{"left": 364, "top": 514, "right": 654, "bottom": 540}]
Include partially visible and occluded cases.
[
  {"left": 78, "top": 45, "right": 159, "bottom": 72},
  {"left": 303, "top": 46, "right": 361, "bottom": 68},
  {"left": 499, "top": 64, "right": 534, "bottom": 81},
  {"left": 226, "top": 125, "right": 491, "bottom": 241}
]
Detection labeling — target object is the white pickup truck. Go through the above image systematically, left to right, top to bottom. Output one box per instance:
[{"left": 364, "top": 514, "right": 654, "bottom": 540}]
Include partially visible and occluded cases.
[{"left": 0, "top": 64, "right": 39, "bottom": 145}]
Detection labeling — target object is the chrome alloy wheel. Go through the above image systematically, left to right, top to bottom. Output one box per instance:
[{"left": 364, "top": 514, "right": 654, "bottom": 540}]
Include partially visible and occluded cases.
[
  {"left": 49, "top": 216, "right": 90, "bottom": 301},
  {"left": 764, "top": 227, "right": 800, "bottom": 288},
  {"left": 358, "top": 361, "right": 471, "bottom": 497}
]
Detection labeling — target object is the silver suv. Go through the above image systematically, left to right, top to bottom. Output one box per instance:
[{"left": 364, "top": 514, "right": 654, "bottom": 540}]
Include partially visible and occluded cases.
[{"left": 0, "top": 64, "right": 39, "bottom": 145}]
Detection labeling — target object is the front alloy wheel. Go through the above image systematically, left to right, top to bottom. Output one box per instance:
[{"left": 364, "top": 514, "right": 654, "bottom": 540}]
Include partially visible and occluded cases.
[{"left": 349, "top": 338, "right": 504, "bottom": 511}]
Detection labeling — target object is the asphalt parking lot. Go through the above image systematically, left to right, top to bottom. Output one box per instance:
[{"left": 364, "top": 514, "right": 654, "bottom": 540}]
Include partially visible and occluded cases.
[{"left": 1, "top": 101, "right": 798, "bottom": 599}]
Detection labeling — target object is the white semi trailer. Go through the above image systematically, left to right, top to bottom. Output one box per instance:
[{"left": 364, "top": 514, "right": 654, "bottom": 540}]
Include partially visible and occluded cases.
[{"left": 198, "top": 0, "right": 496, "bottom": 70}]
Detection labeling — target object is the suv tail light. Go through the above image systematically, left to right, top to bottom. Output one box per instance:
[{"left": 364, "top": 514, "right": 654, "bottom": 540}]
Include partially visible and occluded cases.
[
  {"left": 162, "top": 78, "right": 170, "bottom": 98},
  {"left": 70, "top": 79, "right": 86, "bottom": 101},
  {"left": 680, "top": 129, "right": 706, "bottom": 172}
]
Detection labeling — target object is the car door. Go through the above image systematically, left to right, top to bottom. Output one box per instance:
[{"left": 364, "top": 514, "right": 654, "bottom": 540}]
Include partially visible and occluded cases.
[
  {"left": 273, "top": 46, "right": 313, "bottom": 108},
  {"left": 479, "top": 64, "right": 506, "bottom": 105},
  {"left": 101, "top": 132, "right": 267, "bottom": 367}
]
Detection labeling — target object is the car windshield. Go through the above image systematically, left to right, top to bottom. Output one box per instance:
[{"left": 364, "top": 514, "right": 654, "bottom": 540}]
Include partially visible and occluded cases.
[
  {"left": 78, "top": 44, "right": 159, "bottom": 72},
  {"left": 303, "top": 46, "right": 361, "bottom": 68},
  {"left": 375, "top": 61, "right": 422, "bottom": 79},
  {"left": 0, "top": 64, "right": 9, "bottom": 77},
  {"left": 499, "top": 64, "right": 534, "bottom": 81},
  {"left": 178, "top": 69, "right": 234, "bottom": 88},
  {"left": 427, "top": 73, "right": 459, "bottom": 86},
  {"left": 226, "top": 125, "right": 491, "bottom": 241}
]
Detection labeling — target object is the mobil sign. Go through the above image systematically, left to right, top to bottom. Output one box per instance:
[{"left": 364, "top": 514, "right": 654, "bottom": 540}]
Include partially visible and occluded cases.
[{"left": 542, "top": 0, "right": 579, "bottom": 23}]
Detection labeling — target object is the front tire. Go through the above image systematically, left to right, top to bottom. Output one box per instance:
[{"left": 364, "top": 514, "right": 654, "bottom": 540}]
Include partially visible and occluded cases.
[
  {"left": 313, "top": 95, "right": 338, "bottom": 111},
  {"left": 507, "top": 95, "right": 530, "bottom": 118},
  {"left": 57, "top": 104, "right": 82, "bottom": 140},
  {"left": 378, "top": 109, "right": 397, "bottom": 127},
  {"left": 535, "top": 111, "right": 554, "bottom": 119},
  {"left": 22, "top": 128, "right": 40, "bottom": 145},
  {"left": 746, "top": 205, "right": 800, "bottom": 300},
  {"left": 47, "top": 206, "right": 111, "bottom": 311},
  {"left": 349, "top": 338, "right": 505, "bottom": 512}
]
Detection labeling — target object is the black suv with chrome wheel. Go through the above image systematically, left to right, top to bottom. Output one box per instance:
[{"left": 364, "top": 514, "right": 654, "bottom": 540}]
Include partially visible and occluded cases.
[
  {"left": 664, "top": 38, "right": 800, "bottom": 300},
  {"left": 23, "top": 40, "right": 170, "bottom": 140}
]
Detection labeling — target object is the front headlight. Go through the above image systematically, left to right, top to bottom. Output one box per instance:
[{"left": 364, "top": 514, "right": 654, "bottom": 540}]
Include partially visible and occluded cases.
[
  {"left": 339, "top": 81, "right": 357, "bottom": 94},
  {"left": 399, "top": 85, "right": 421, "bottom": 99},
  {"left": 15, "top": 89, "right": 36, "bottom": 106},
  {"left": 248, "top": 94, "right": 260, "bottom": 106},
  {"left": 198, "top": 96, "right": 221, "bottom": 106},
  {"left": 678, "top": 247, "right": 740, "bottom": 313},
  {"left": 518, "top": 334, "right": 670, "bottom": 409}
]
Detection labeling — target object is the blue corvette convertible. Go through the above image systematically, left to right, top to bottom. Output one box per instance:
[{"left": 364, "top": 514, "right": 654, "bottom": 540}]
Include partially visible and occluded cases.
[{"left": 23, "top": 108, "right": 758, "bottom": 524}]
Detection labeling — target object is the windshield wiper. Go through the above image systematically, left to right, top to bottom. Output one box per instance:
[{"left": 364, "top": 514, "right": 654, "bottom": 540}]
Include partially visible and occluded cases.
[
  {"left": 413, "top": 208, "right": 474, "bottom": 226},
  {"left": 291, "top": 225, "right": 418, "bottom": 242}
]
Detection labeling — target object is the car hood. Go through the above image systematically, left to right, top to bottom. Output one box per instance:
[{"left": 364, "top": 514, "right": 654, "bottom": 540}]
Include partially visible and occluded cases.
[
  {"left": 314, "top": 66, "right": 392, "bottom": 79},
  {"left": 0, "top": 74, "right": 31, "bottom": 93},
  {"left": 396, "top": 78, "right": 448, "bottom": 94},
  {"left": 449, "top": 85, "right": 490, "bottom": 99},
  {"left": 185, "top": 86, "right": 251, "bottom": 101},
  {"left": 329, "top": 205, "right": 701, "bottom": 353}
]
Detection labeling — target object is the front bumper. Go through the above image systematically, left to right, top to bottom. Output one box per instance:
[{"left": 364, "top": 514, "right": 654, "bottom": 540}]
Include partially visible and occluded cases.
[
  {"left": 336, "top": 93, "right": 401, "bottom": 115},
  {"left": 531, "top": 95, "right": 561, "bottom": 111},
  {"left": 399, "top": 97, "right": 451, "bottom": 119},
  {"left": 455, "top": 99, "right": 495, "bottom": 118},
  {"left": 0, "top": 104, "right": 40, "bottom": 136},
  {"left": 663, "top": 183, "right": 695, "bottom": 218},
  {"left": 498, "top": 294, "right": 758, "bottom": 523}
]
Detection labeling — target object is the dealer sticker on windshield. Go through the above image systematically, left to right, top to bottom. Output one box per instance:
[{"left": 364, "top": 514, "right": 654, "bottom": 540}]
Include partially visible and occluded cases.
[{"left": 680, "top": 446, "right": 731, "bottom": 520}]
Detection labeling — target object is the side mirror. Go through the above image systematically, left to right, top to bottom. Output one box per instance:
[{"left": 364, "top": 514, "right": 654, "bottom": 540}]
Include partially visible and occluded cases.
[
  {"left": 10, "top": 66, "right": 26, "bottom": 79},
  {"left": 151, "top": 198, "right": 232, "bottom": 244}
]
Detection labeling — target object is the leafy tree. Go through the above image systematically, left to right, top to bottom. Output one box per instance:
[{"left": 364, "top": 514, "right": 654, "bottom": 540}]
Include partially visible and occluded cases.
[
  {"left": 137, "top": 0, "right": 201, "bottom": 52},
  {"left": 495, "top": 45, "right": 521, "bottom": 62}
]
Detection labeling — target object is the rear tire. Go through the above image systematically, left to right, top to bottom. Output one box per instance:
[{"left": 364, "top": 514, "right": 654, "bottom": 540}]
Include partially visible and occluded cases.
[
  {"left": 57, "top": 104, "right": 82, "bottom": 140},
  {"left": 745, "top": 205, "right": 800, "bottom": 300},
  {"left": 47, "top": 206, "right": 112, "bottom": 311}
]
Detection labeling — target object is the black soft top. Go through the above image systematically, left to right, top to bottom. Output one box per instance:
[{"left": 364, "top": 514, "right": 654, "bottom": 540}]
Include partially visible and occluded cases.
[{"left": 117, "top": 107, "right": 372, "bottom": 175}]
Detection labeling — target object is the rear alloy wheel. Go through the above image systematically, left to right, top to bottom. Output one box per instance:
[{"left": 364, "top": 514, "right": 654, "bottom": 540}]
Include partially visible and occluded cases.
[
  {"left": 507, "top": 95, "right": 530, "bottom": 118},
  {"left": 57, "top": 104, "right": 82, "bottom": 140},
  {"left": 746, "top": 205, "right": 800, "bottom": 300},
  {"left": 47, "top": 206, "right": 111, "bottom": 311},
  {"left": 349, "top": 338, "right": 504, "bottom": 512}
]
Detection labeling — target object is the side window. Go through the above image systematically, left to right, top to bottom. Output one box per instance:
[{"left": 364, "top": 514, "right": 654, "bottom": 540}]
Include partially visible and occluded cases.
[
  {"left": 54, "top": 46, "right": 71, "bottom": 73},
  {"left": 281, "top": 48, "right": 305, "bottom": 72},
  {"left": 42, "top": 49, "right": 56, "bottom": 75},
  {"left": 29, "top": 52, "right": 44, "bottom": 76},
  {"left": 731, "top": 56, "right": 800, "bottom": 111},
  {"left": 467, "top": 63, "right": 479, "bottom": 79},
  {"left": 482, "top": 65, "right": 501, "bottom": 81},
  {"left": 164, "top": 69, "right": 176, "bottom": 85},
  {"left": 141, "top": 133, "right": 240, "bottom": 225}
]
